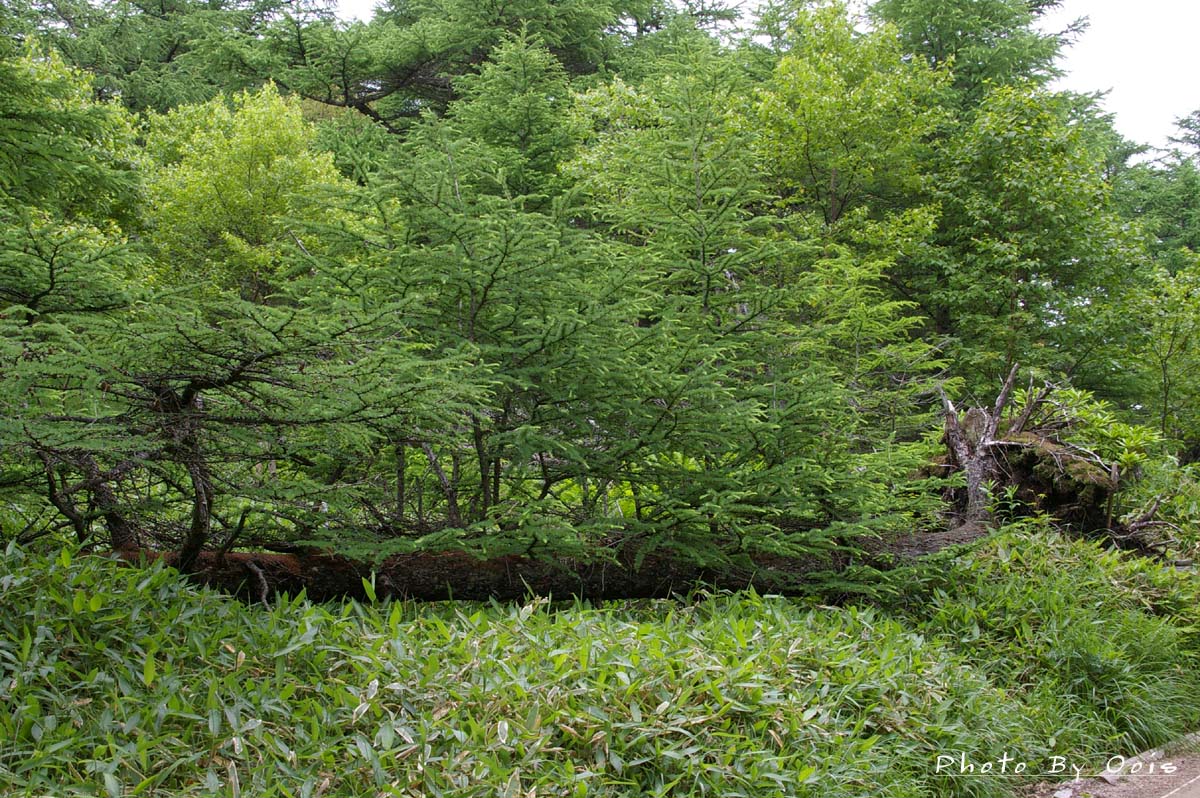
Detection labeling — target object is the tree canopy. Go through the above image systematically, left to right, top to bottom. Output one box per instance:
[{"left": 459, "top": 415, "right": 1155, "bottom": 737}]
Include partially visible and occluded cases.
[{"left": 3, "top": 0, "right": 1198, "bottom": 591}]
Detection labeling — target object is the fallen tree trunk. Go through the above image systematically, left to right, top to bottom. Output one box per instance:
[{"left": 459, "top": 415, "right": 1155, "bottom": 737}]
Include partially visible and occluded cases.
[
  {"left": 112, "top": 366, "right": 1151, "bottom": 603},
  {"left": 113, "top": 523, "right": 993, "bottom": 603},
  {"left": 118, "top": 546, "right": 834, "bottom": 602}
]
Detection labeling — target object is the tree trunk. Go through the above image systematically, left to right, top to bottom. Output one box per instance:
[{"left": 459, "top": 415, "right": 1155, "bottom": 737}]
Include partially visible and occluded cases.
[
  {"left": 942, "top": 363, "right": 1019, "bottom": 523},
  {"left": 939, "top": 364, "right": 1120, "bottom": 532},
  {"left": 394, "top": 439, "right": 406, "bottom": 521},
  {"left": 422, "top": 442, "right": 461, "bottom": 527},
  {"left": 43, "top": 454, "right": 141, "bottom": 549},
  {"left": 176, "top": 459, "right": 213, "bottom": 574},
  {"left": 89, "top": 469, "right": 139, "bottom": 551},
  {"left": 113, "top": 521, "right": 993, "bottom": 603}
]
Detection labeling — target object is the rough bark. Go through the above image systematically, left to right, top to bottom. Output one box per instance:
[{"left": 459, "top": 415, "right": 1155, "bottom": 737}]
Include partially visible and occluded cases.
[
  {"left": 942, "top": 363, "right": 1019, "bottom": 523},
  {"left": 940, "top": 364, "right": 1119, "bottom": 532},
  {"left": 41, "top": 454, "right": 140, "bottom": 550},
  {"left": 41, "top": 455, "right": 88, "bottom": 543},
  {"left": 175, "top": 459, "right": 213, "bottom": 574},
  {"left": 89, "top": 470, "right": 140, "bottom": 551},
  {"left": 112, "top": 524, "right": 993, "bottom": 604},
  {"left": 116, "top": 546, "right": 825, "bottom": 602}
]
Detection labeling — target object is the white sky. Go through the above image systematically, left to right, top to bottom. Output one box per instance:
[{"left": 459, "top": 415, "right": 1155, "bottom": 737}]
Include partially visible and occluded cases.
[
  {"left": 334, "top": 0, "right": 1199, "bottom": 150},
  {"left": 337, "top": 0, "right": 373, "bottom": 21},
  {"left": 1037, "top": 0, "right": 1199, "bottom": 150}
]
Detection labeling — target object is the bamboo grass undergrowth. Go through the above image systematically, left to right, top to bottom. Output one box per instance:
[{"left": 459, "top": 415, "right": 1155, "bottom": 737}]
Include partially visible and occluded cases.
[{"left": 2, "top": 523, "right": 1198, "bottom": 797}]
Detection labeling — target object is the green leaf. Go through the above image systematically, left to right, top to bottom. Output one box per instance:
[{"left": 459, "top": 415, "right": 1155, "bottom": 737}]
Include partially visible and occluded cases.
[{"left": 143, "top": 653, "right": 157, "bottom": 687}]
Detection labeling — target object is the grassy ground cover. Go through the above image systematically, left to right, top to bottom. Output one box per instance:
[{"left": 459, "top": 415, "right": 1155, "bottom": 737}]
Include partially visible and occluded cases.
[{"left": 2, "top": 524, "right": 1198, "bottom": 797}]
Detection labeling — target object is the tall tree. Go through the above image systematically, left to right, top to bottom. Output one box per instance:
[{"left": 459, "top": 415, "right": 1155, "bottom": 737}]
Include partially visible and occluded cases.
[
  {"left": 4, "top": 0, "right": 329, "bottom": 112},
  {"left": 266, "top": 0, "right": 620, "bottom": 130},
  {"left": 870, "top": 0, "right": 1074, "bottom": 109},
  {"left": 751, "top": 2, "right": 948, "bottom": 225},
  {"left": 749, "top": 3, "right": 947, "bottom": 439},
  {"left": 448, "top": 31, "right": 575, "bottom": 200},
  {"left": 570, "top": 41, "right": 943, "bottom": 561},
  {"left": 0, "top": 43, "right": 136, "bottom": 219},
  {"left": 0, "top": 44, "right": 139, "bottom": 545},
  {"left": 2, "top": 61, "right": 473, "bottom": 556},
  {"left": 140, "top": 84, "right": 343, "bottom": 300},
  {"left": 903, "top": 85, "right": 1141, "bottom": 390},
  {"left": 1111, "top": 112, "right": 1200, "bottom": 454},
  {"left": 300, "top": 118, "right": 681, "bottom": 560}
]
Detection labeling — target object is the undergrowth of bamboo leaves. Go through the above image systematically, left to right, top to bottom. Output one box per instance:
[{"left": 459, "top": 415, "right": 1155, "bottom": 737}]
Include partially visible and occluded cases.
[{"left": 3, "top": 523, "right": 1199, "bottom": 797}]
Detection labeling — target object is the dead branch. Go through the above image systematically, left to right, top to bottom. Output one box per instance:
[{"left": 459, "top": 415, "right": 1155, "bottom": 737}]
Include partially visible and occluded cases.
[
  {"left": 988, "top": 363, "right": 1021, "bottom": 441},
  {"left": 1010, "top": 384, "right": 1052, "bottom": 436},
  {"left": 244, "top": 560, "right": 270, "bottom": 606}
]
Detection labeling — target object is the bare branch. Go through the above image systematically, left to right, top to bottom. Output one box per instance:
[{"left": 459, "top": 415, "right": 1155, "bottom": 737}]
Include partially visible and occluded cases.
[
  {"left": 987, "top": 362, "right": 1020, "bottom": 441},
  {"left": 244, "top": 560, "right": 270, "bottom": 606}
]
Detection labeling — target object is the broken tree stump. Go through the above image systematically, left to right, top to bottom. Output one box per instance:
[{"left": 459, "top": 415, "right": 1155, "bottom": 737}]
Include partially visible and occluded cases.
[{"left": 941, "top": 363, "right": 1119, "bottom": 531}]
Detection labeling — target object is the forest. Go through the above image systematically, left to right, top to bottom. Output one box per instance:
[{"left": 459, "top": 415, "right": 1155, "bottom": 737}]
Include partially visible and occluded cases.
[
  {"left": 4, "top": 0, "right": 1200, "bottom": 793},
  {"left": 5, "top": 0, "right": 1200, "bottom": 598}
]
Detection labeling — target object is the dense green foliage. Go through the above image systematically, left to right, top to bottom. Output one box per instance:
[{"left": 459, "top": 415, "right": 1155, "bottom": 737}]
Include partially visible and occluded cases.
[
  {"left": 3, "top": 0, "right": 1200, "bottom": 568},
  {"left": 6, "top": 3, "right": 1200, "bottom": 794},
  {"left": 2, "top": 528, "right": 1198, "bottom": 795}
]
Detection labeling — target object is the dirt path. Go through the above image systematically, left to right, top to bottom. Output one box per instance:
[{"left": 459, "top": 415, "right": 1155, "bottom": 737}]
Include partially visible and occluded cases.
[{"left": 1026, "top": 737, "right": 1200, "bottom": 798}]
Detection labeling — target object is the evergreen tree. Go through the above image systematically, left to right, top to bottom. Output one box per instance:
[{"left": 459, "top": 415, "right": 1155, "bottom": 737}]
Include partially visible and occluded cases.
[
  {"left": 4, "top": 0, "right": 329, "bottom": 112},
  {"left": 265, "top": 0, "right": 621, "bottom": 131},
  {"left": 870, "top": 0, "right": 1074, "bottom": 109},
  {"left": 448, "top": 31, "right": 575, "bottom": 200},
  {"left": 570, "top": 42, "right": 942, "bottom": 561}
]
